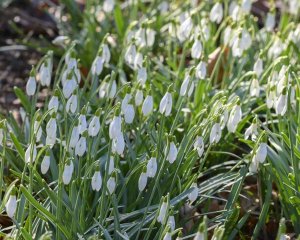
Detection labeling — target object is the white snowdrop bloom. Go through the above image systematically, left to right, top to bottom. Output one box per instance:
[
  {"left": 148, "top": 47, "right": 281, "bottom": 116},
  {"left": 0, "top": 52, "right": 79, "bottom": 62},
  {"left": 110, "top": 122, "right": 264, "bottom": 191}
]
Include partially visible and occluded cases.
[
  {"left": 103, "top": 0, "right": 115, "bottom": 12},
  {"left": 241, "top": 0, "right": 252, "bottom": 13},
  {"left": 289, "top": 0, "right": 300, "bottom": 15},
  {"left": 158, "top": 1, "right": 169, "bottom": 13},
  {"left": 210, "top": 2, "right": 223, "bottom": 24},
  {"left": 231, "top": 5, "right": 241, "bottom": 22},
  {"left": 265, "top": 12, "right": 275, "bottom": 32},
  {"left": 178, "top": 17, "right": 193, "bottom": 41},
  {"left": 200, "top": 18, "right": 210, "bottom": 41},
  {"left": 224, "top": 26, "right": 232, "bottom": 45},
  {"left": 135, "top": 28, "right": 147, "bottom": 47},
  {"left": 146, "top": 29, "right": 156, "bottom": 47},
  {"left": 241, "top": 29, "right": 252, "bottom": 50},
  {"left": 52, "top": 35, "right": 69, "bottom": 46},
  {"left": 232, "top": 37, "right": 243, "bottom": 57},
  {"left": 268, "top": 38, "right": 284, "bottom": 59},
  {"left": 191, "top": 39, "right": 202, "bottom": 59},
  {"left": 102, "top": 44, "right": 111, "bottom": 64},
  {"left": 125, "top": 44, "right": 137, "bottom": 66},
  {"left": 134, "top": 52, "right": 143, "bottom": 70},
  {"left": 92, "top": 56, "right": 104, "bottom": 76},
  {"left": 67, "top": 57, "right": 77, "bottom": 70},
  {"left": 253, "top": 58, "right": 263, "bottom": 77},
  {"left": 196, "top": 61, "right": 207, "bottom": 79},
  {"left": 39, "top": 62, "right": 51, "bottom": 87},
  {"left": 137, "top": 67, "right": 147, "bottom": 86},
  {"left": 180, "top": 74, "right": 191, "bottom": 96},
  {"left": 26, "top": 76, "right": 36, "bottom": 96},
  {"left": 63, "top": 78, "right": 77, "bottom": 99},
  {"left": 250, "top": 78, "right": 260, "bottom": 97},
  {"left": 108, "top": 80, "right": 117, "bottom": 99},
  {"left": 99, "top": 82, "right": 108, "bottom": 98},
  {"left": 266, "top": 87, "right": 276, "bottom": 109},
  {"left": 135, "top": 90, "right": 143, "bottom": 106},
  {"left": 159, "top": 92, "right": 172, "bottom": 116},
  {"left": 66, "top": 93, "right": 78, "bottom": 114},
  {"left": 121, "top": 93, "right": 132, "bottom": 113},
  {"left": 275, "top": 93, "right": 288, "bottom": 116},
  {"left": 48, "top": 95, "right": 59, "bottom": 112},
  {"left": 142, "top": 95, "right": 153, "bottom": 116},
  {"left": 124, "top": 104, "right": 135, "bottom": 124},
  {"left": 227, "top": 104, "right": 242, "bottom": 133},
  {"left": 220, "top": 109, "right": 229, "bottom": 130},
  {"left": 78, "top": 114, "right": 87, "bottom": 134},
  {"left": 88, "top": 116, "right": 100, "bottom": 137},
  {"left": 109, "top": 116, "right": 122, "bottom": 139},
  {"left": 46, "top": 118, "right": 57, "bottom": 140},
  {"left": 34, "top": 121, "right": 42, "bottom": 142},
  {"left": 210, "top": 123, "right": 222, "bottom": 144},
  {"left": 244, "top": 123, "right": 258, "bottom": 141},
  {"left": 69, "top": 125, "right": 80, "bottom": 149},
  {"left": 0, "top": 129, "right": 3, "bottom": 145},
  {"left": 112, "top": 133, "right": 125, "bottom": 155},
  {"left": 46, "top": 134, "right": 56, "bottom": 147},
  {"left": 75, "top": 136, "right": 87, "bottom": 157},
  {"left": 194, "top": 136, "right": 204, "bottom": 158},
  {"left": 167, "top": 142, "right": 178, "bottom": 164},
  {"left": 255, "top": 143, "right": 268, "bottom": 163},
  {"left": 25, "top": 144, "right": 37, "bottom": 164},
  {"left": 41, "top": 155, "right": 50, "bottom": 174},
  {"left": 109, "top": 156, "right": 115, "bottom": 174},
  {"left": 146, "top": 157, "right": 157, "bottom": 178},
  {"left": 249, "top": 158, "right": 258, "bottom": 173},
  {"left": 63, "top": 161, "right": 74, "bottom": 185},
  {"left": 91, "top": 171, "right": 102, "bottom": 191},
  {"left": 138, "top": 171, "right": 148, "bottom": 192},
  {"left": 107, "top": 176, "right": 116, "bottom": 194},
  {"left": 188, "top": 183, "right": 198, "bottom": 203},
  {"left": 6, "top": 195, "right": 17, "bottom": 218},
  {"left": 157, "top": 200, "right": 168, "bottom": 223},
  {"left": 168, "top": 215, "right": 176, "bottom": 231},
  {"left": 163, "top": 232, "right": 172, "bottom": 240},
  {"left": 194, "top": 232, "right": 205, "bottom": 240},
  {"left": 279, "top": 234, "right": 288, "bottom": 240}
]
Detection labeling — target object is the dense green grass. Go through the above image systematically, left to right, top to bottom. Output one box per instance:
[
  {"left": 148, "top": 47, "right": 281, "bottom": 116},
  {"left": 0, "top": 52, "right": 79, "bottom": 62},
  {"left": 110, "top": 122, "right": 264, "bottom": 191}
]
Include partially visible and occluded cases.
[{"left": 1, "top": 0, "right": 300, "bottom": 239}]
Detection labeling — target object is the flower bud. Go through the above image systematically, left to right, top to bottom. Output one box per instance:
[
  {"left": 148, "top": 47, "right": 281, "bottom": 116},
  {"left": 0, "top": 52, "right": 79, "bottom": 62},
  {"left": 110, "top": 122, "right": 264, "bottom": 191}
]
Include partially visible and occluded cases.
[
  {"left": 142, "top": 95, "right": 153, "bottom": 116},
  {"left": 63, "top": 160, "right": 74, "bottom": 185},
  {"left": 91, "top": 170, "right": 102, "bottom": 191},
  {"left": 6, "top": 194, "right": 17, "bottom": 218}
]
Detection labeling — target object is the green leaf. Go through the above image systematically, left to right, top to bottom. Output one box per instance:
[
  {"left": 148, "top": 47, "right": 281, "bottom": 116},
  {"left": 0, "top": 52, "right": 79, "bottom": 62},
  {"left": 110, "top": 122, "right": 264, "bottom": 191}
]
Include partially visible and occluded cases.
[
  {"left": 114, "top": 4, "right": 125, "bottom": 37},
  {"left": 14, "top": 87, "right": 31, "bottom": 113}
]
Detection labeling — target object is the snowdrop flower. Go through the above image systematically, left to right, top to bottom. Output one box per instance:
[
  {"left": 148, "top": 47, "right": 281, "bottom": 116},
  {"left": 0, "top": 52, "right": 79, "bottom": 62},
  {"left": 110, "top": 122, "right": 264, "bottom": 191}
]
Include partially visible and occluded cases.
[
  {"left": 103, "top": 0, "right": 115, "bottom": 12},
  {"left": 241, "top": 0, "right": 252, "bottom": 13},
  {"left": 210, "top": 2, "right": 223, "bottom": 24},
  {"left": 265, "top": 12, "right": 276, "bottom": 32},
  {"left": 177, "top": 16, "right": 193, "bottom": 42},
  {"left": 224, "top": 26, "right": 232, "bottom": 45},
  {"left": 145, "top": 29, "right": 156, "bottom": 47},
  {"left": 241, "top": 29, "right": 252, "bottom": 50},
  {"left": 52, "top": 35, "right": 69, "bottom": 46},
  {"left": 232, "top": 36, "right": 243, "bottom": 57},
  {"left": 268, "top": 37, "right": 284, "bottom": 59},
  {"left": 191, "top": 38, "right": 202, "bottom": 59},
  {"left": 102, "top": 44, "right": 111, "bottom": 64},
  {"left": 125, "top": 44, "right": 137, "bottom": 66},
  {"left": 134, "top": 52, "right": 143, "bottom": 70},
  {"left": 91, "top": 56, "right": 104, "bottom": 76},
  {"left": 253, "top": 58, "right": 263, "bottom": 78},
  {"left": 39, "top": 59, "right": 52, "bottom": 87},
  {"left": 196, "top": 61, "right": 207, "bottom": 79},
  {"left": 137, "top": 67, "right": 147, "bottom": 86},
  {"left": 63, "top": 74, "right": 77, "bottom": 99},
  {"left": 180, "top": 74, "right": 194, "bottom": 97},
  {"left": 26, "top": 76, "right": 36, "bottom": 96},
  {"left": 250, "top": 78, "right": 260, "bottom": 97},
  {"left": 108, "top": 80, "right": 117, "bottom": 99},
  {"left": 266, "top": 86, "right": 276, "bottom": 109},
  {"left": 135, "top": 89, "right": 143, "bottom": 106},
  {"left": 275, "top": 89, "right": 288, "bottom": 116},
  {"left": 48, "top": 91, "right": 59, "bottom": 112},
  {"left": 66, "top": 91, "right": 78, "bottom": 114},
  {"left": 160, "top": 92, "right": 172, "bottom": 117},
  {"left": 121, "top": 93, "right": 132, "bottom": 113},
  {"left": 142, "top": 95, "right": 153, "bottom": 116},
  {"left": 227, "top": 102, "right": 242, "bottom": 133},
  {"left": 124, "top": 104, "right": 135, "bottom": 124},
  {"left": 88, "top": 110, "right": 101, "bottom": 137},
  {"left": 78, "top": 113, "right": 87, "bottom": 134},
  {"left": 46, "top": 116, "right": 57, "bottom": 146},
  {"left": 109, "top": 116, "right": 122, "bottom": 139},
  {"left": 34, "top": 119, "right": 42, "bottom": 142},
  {"left": 244, "top": 121, "right": 258, "bottom": 141},
  {"left": 210, "top": 122, "right": 222, "bottom": 144},
  {"left": 69, "top": 124, "right": 80, "bottom": 149},
  {"left": 0, "top": 128, "right": 3, "bottom": 146},
  {"left": 112, "top": 133, "right": 125, "bottom": 155},
  {"left": 75, "top": 134, "right": 87, "bottom": 157},
  {"left": 194, "top": 136, "right": 204, "bottom": 158},
  {"left": 167, "top": 142, "right": 178, "bottom": 164},
  {"left": 254, "top": 142, "right": 268, "bottom": 163},
  {"left": 41, "top": 154, "right": 50, "bottom": 175},
  {"left": 109, "top": 156, "right": 115, "bottom": 174},
  {"left": 147, "top": 157, "right": 157, "bottom": 178},
  {"left": 249, "top": 158, "right": 259, "bottom": 173},
  {"left": 63, "top": 160, "right": 74, "bottom": 185},
  {"left": 138, "top": 168, "right": 148, "bottom": 192},
  {"left": 91, "top": 169, "right": 102, "bottom": 191},
  {"left": 107, "top": 174, "right": 116, "bottom": 194},
  {"left": 188, "top": 183, "right": 198, "bottom": 203},
  {"left": 6, "top": 194, "right": 17, "bottom": 218},
  {"left": 157, "top": 198, "right": 168, "bottom": 223},
  {"left": 168, "top": 215, "right": 176, "bottom": 231},
  {"left": 163, "top": 232, "right": 172, "bottom": 240},
  {"left": 194, "top": 232, "right": 205, "bottom": 240}
]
